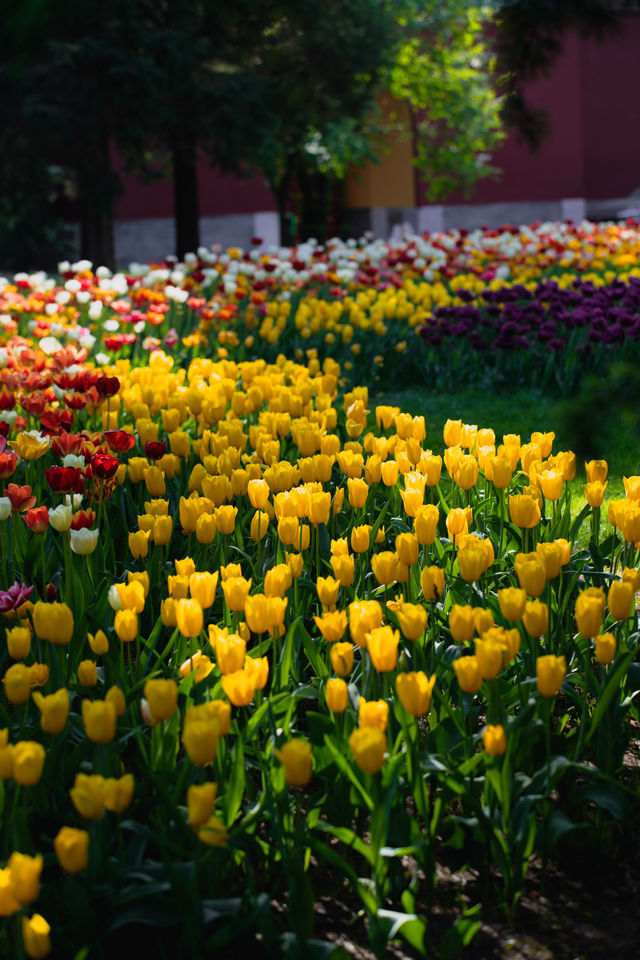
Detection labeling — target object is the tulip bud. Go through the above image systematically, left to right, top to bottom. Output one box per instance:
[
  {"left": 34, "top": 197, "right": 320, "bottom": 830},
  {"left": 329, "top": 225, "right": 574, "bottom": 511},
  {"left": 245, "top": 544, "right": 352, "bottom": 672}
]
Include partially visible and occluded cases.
[
  {"left": 608, "top": 580, "right": 634, "bottom": 621},
  {"left": 574, "top": 587, "right": 606, "bottom": 639},
  {"left": 522, "top": 600, "right": 549, "bottom": 638},
  {"left": 449, "top": 604, "right": 476, "bottom": 644},
  {"left": 366, "top": 626, "right": 399, "bottom": 672},
  {"left": 330, "top": 642, "right": 354, "bottom": 676},
  {"left": 536, "top": 654, "right": 566, "bottom": 697},
  {"left": 453, "top": 655, "right": 482, "bottom": 693},
  {"left": 396, "top": 671, "right": 436, "bottom": 716},
  {"left": 325, "top": 678, "right": 348, "bottom": 713},
  {"left": 144, "top": 679, "right": 178, "bottom": 724},
  {"left": 82, "top": 699, "right": 117, "bottom": 743},
  {"left": 482, "top": 724, "right": 506, "bottom": 756},
  {"left": 349, "top": 727, "right": 386, "bottom": 773},
  {"left": 275, "top": 739, "right": 313, "bottom": 787},
  {"left": 12, "top": 741, "right": 46, "bottom": 786},
  {"left": 187, "top": 782, "right": 218, "bottom": 826},
  {"left": 54, "top": 827, "right": 89, "bottom": 873},
  {"left": 22, "top": 914, "right": 51, "bottom": 959}
]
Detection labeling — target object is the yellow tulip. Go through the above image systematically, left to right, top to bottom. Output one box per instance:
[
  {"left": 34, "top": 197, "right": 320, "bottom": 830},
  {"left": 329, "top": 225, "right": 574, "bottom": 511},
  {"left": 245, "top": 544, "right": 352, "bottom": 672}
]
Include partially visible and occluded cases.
[
  {"left": 498, "top": 587, "right": 526, "bottom": 621},
  {"left": 574, "top": 587, "right": 606, "bottom": 639},
  {"left": 175, "top": 599, "right": 203, "bottom": 638},
  {"left": 522, "top": 600, "right": 549, "bottom": 638},
  {"left": 394, "top": 603, "right": 427, "bottom": 641},
  {"left": 449, "top": 604, "right": 476, "bottom": 644},
  {"left": 366, "top": 626, "right": 399, "bottom": 672},
  {"left": 595, "top": 633, "right": 616, "bottom": 666},
  {"left": 330, "top": 642, "right": 354, "bottom": 676},
  {"left": 536, "top": 654, "right": 566, "bottom": 697},
  {"left": 453, "top": 655, "right": 482, "bottom": 693},
  {"left": 396, "top": 671, "right": 436, "bottom": 716},
  {"left": 325, "top": 678, "right": 348, "bottom": 713},
  {"left": 144, "top": 679, "right": 178, "bottom": 723},
  {"left": 82, "top": 700, "right": 117, "bottom": 743},
  {"left": 482, "top": 724, "right": 506, "bottom": 756},
  {"left": 349, "top": 727, "right": 386, "bottom": 773},
  {"left": 275, "top": 739, "right": 313, "bottom": 787},
  {"left": 12, "top": 742, "right": 46, "bottom": 786},
  {"left": 187, "top": 782, "right": 218, "bottom": 826},
  {"left": 54, "top": 827, "right": 89, "bottom": 873}
]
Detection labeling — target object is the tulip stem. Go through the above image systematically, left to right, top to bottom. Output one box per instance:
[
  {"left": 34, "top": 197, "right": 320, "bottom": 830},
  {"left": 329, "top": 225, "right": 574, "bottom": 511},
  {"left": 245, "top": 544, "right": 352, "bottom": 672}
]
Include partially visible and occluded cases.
[
  {"left": 498, "top": 489, "right": 505, "bottom": 561},
  {"left": 40, "top": 538, "right": 46, "bottom": 598},
  {"left": 14, "top": 913, "right": 25, "bottom": 960}
]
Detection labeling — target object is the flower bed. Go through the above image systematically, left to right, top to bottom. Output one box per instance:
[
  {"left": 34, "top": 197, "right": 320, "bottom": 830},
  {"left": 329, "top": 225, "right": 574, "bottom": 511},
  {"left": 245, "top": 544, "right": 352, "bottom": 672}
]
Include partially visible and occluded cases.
[
  {"left": 3, "top": 220, "right": 640, "bottom": 394},
  {"left": 0, "top": 227, "right": 639, "bottom": 957}
]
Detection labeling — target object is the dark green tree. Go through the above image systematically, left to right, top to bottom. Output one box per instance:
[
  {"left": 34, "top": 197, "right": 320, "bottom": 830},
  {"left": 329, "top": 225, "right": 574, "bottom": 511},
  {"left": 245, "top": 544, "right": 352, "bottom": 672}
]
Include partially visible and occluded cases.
[
  {"left": 0, "top": 0, "right": 159, "bottom": 269},
  {"left": 493, "top": 0, "right": 618, "bottom": 146}
]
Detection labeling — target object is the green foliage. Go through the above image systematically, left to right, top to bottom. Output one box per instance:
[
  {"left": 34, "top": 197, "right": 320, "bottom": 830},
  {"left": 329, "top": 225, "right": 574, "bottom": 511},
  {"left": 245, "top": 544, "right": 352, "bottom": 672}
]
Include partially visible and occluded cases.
[{"left": 388, "top": 2, "right": 504, "bottom": 200}]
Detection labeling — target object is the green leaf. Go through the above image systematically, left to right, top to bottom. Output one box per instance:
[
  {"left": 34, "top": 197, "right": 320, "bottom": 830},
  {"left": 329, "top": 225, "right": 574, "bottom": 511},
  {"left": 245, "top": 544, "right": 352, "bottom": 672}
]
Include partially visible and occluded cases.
[
  {"left": 278, "top": 618, "right": 297, "bottom": 690},
  {"left": 300, "top": 621, "right": 329, "bottom": 679},
  {"left": 585, "top": 650, "right": 635, "bottom": 744},
  {"left": 323, "top": 735, "right": 373, "bottom": 812},
  {"left": 224, "top": 736, "right": 245, "bottom": 826},
  {"left": 574, "top": 784, "right": 629, "bottom": 823},
  {"left": 547, "top": 811, "right": 583, "bottom": 850},
  {"left": 314, "top": 821, "right": 374, "bottom": 866},
  {"left": 308, "top": 837, "right": 377, "bottom": 914},
  {"left": 107, "top": 901, "right": 180, "bottom": 934},
  {"left": 439, "top": 903, "right": 482, "bottom": 959},
  {"left": 377, "top": 910, "right": 427, "bottom": 954},
  {"left": 280, "top": 933, "right": 350, "bottom": 959}
]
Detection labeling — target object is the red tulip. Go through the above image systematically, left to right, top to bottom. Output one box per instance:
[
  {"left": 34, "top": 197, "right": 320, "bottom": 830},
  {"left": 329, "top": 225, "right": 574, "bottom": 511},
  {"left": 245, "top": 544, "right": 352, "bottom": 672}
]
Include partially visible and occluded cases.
[
  {"left": 96, "top": 376, "right": 120, "bottom": 398},
  {"left": 104, "top": 430, "right": 135, "bottom": 453},
  {"left": 145, "top": 441, "right": 166, "bottom": 461},
  {"left": 0, "top": 451, "right": 18, "bottom": 479},
  {"left": 91, "top": 453, "right": 119, "bottom": 480},
  {"left": 45, "top": 466, "right": 82, "bottom": 494},
  {"left": 6, "top": 483, "right": 37, "bottom": 513},
  {"left": 23, "top": 506, "right": 49, "bottom": 533},
  {"left": 71, "top": 509, "right": 96, "bottom": 531}
]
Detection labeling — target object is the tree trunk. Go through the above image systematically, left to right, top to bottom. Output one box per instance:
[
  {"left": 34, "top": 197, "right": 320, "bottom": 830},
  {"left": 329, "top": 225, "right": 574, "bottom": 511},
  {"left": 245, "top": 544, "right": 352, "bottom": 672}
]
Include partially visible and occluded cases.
[
  {"left": 78, "top": 130, "right": 116, "bottom": 270},
  {"left": 172, "top": 137, "right": 200, "bottom": 259},
  {"left": 269, "top": 155, "right": 296, "bottom": 248},
  {"left": 298, "top": 166, "right": 331, "bottom": 242},
  {"left": 80, "top": 210, "right": 115, "bottom": 271}
]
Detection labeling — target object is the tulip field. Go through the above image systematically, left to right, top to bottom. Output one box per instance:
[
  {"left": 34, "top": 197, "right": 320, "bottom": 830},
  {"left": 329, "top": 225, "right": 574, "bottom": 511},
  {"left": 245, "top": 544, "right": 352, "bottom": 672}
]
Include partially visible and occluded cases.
[{"left": 1, "top": 221, "right": 640, "bottom": 958}]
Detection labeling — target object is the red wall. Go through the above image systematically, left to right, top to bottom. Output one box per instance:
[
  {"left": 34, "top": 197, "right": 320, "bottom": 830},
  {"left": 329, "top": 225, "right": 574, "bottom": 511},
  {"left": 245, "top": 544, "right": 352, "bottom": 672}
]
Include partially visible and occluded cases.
[
  {"left": 114, "top": 15, "right": 640, "bottom": 220},
  {"left": 420, "top": 16, "right": 640, "bottom": 206},
  {"left": 580, "top": 17, "right": 640, "bottom": 198},
  {"left": 113, "top": 156, "right": 274, "bottom": 220}
]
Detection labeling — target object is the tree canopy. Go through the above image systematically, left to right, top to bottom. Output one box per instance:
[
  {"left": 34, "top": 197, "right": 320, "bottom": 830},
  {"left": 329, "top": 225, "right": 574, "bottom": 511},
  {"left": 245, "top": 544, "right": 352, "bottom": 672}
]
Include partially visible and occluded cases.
[{"left": 0, "top": 0, "right": 621, "bottom": 267}]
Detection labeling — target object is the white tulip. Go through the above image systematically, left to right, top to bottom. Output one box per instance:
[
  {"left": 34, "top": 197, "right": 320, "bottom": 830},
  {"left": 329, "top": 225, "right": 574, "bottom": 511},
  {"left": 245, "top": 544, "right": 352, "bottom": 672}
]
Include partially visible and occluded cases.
[
  {"left": 48, "top": 504, "right": 72, "bottom": 532},
  {"left": 70, "top": 527, "right": 99, "bottom": 555},
  {"left": 108, "top": 584, "right": 124, "bottom": 611}
]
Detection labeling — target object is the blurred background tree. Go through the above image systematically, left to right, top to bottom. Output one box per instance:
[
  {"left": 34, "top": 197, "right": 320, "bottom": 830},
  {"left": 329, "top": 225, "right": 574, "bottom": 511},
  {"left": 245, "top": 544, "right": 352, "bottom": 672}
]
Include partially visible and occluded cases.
[{"left": 0, "top": 0, "right": 619, "bottom": 268}]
